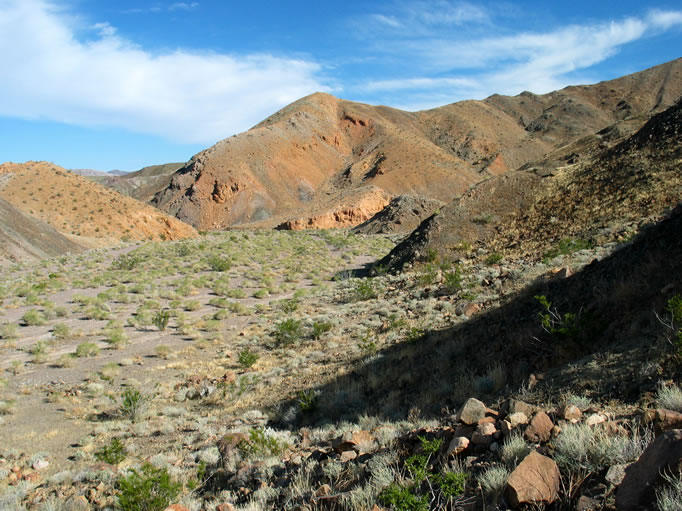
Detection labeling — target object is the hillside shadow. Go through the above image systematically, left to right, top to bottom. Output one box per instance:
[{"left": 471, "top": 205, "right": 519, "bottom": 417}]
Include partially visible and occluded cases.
[{"left": 274, "top": 206, "right": 682, "bottom": 427}]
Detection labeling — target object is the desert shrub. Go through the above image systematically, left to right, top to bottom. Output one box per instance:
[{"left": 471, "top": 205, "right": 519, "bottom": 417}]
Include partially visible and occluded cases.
[
  {"left": 543, "top": 238, "right": 593, "bottom": 262},
  {"left": 485, "top": 252, "right": 503, "bottom": 265},
  {"left": 111, "top": 253, "right": 143, "bottom": 271},
  {"left": 207, "top": 255, "right": 231, "bottom": 272},
  {"left": 442, "top": 268, "right": 463, "bottom": 293},
  {"left": 350, "top": 279, "right": 379, "bottom": 301},
  {"left": 278, "top": 299, "right": 299, "bottom": 313},
  {"left": 184, "top": 300, "right": 201, "bottom": 311},
  {"left": 22, "top": 309, "right": 46, "bottom": 326},
  {"left": 152, "top": 310, "right": 170, "bottom": 331},
  {"left": 273, "top": 318, "right": 303, "bottom": 346},
  {"left": 311, "top": 321, "right": 332, "bottom": 340},
  {"left": 52, "top": 322, "right": 71, "bottom": 341},
  {"left": 0, "top": 323, "right": 18, "bottom": 340},
  {"left": 103, "top": 327, "right": 128, "bottom": 349},
  {"left": 30, "top": 340, "right": 50, "bottom": 364},
  {"left": 75, "top": 342, "right": 99, "bottom": 357},
  {"left": 154, "top": 345, "right": 172, "bottom": 359},
  {"left": 238, "top": 349, "right": 259, "bottom": 369},
  {"left": 656, "top": 383, "right": 682, "bottom": 412},
  {"left": 120, "top": 388, "right": 148, "bottom": 423},
  {"left": 297, "top": 389, "right": 319, "bottom": 414},
  {"left": 555, "top": 423, "right": 651, "bottom": 477},
  {"left": 238, "top": 428, "right": 288, "bottom": 459},
  {"left": 500, "top": 433, "right": 531, "bottom": 468},
  {"left": 95, "top": 437, "right": 126, "bottom": 464},
  {"left": 117, "top": 463, "right": 181, "bottom": 511},
  {"left": 478, "top": 465, "right": 510, "bottom": 500},
  {"left": 657, "top": 471, "right": 682, "bottom": 511},
  {"left": 379, "top": 483, "right": 428, "bottom": 511}
]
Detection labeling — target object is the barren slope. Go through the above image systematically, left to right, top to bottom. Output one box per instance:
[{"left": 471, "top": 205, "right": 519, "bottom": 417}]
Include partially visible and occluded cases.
[
  {"left": 153, "top": 59, "right": 682, "bottom": 231},
  {"left": 381, "top": 97, "right": 682, "bottom": 271},
  {"left": 0, "top": 161, "right": 197, "bottom": 249},
  {"left": 89, "top": 162, "right": 185, "bottom": 202},
  {"left": 0, "top": 198, "right": 84, "bottom": 264}
]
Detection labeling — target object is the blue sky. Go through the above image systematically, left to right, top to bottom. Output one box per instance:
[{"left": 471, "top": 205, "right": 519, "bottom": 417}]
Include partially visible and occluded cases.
[{"left": 0, "top": 0, "right": 681, "bottom": 171}]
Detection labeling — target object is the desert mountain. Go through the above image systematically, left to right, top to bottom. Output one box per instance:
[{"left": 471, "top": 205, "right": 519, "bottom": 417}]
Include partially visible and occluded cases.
[
  {"left": 152, "top": 58, "right": 682, "bottom": 231},
  {"left": 380, "top": 96, "right": 682, "bottom": 272},
  {"left": 0, "top": 161, "right": 197, "bottom": 251},
  {"left": 86, "top": 162, "right": 185, "bottom": 203},
  {"left": 0, "top": 198, "right": 84, "bottom": 264}
]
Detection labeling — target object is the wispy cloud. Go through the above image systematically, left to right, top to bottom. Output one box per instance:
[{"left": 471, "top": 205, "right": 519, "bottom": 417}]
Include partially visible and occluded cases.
[
  {"left": 0, "top": 0, "right": 326, "bottom": 144},
  {"left": 122, "top": 2, "right": 199, "bottom": 15},
  {"left": 354, "top": 5, "right": 682, "bottom": 109}
]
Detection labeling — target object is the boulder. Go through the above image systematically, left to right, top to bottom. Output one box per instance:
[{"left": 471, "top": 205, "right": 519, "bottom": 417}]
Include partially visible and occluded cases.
[
  {"left": 458, "top": 398, "right": 487, "bottom": 425},
  {"left": 505, "top": 399, "right": 535, "bottom": 417},
  {"left": 559, "top": 404, "right": 582, "bottom": 422},
  {"left": 524, "top": 411, "right": 553, "bottom": 443},
  {"left": 507, "top": 412, "right": 529, "bottom": 427},
  {"left": 471, "top": 423, "right": 497, "bottom": 446},
  {"left": 616, "top": 429, "right": 682, "bottom": 511},
  {"left": 332, "top": 430, "right": 373, "bottom": 454},
  {"left": 447, "top": 436, "right": 469, "bottom": 456},
  {"left": 506, "top": 451, "right": 560, "bottom": 507}
]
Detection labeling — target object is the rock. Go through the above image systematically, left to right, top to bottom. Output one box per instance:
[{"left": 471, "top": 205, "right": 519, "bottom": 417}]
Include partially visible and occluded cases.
[
  {"left": 462, "top": 303, "right": 480, "bottom": 316},
  {"left": 458, "top": 398, "right": 487, "bottom": 425},
  {"left": 505, "top": 399, "right": 535, "bottom": 417},
  {"left": 559, "top": 404, "right": 582, "bottom": 422},
  {"left": 653, "top": 408, "right": 682, "bottom": 433},
  {"left": 524, "top": 411, "right": 553, "bottom": 443},
  {"left": 507, "top": 412, "right": 529, "bottom": 427},
  {"left": 585, "top": 413, "right": 607, "bottom": 426},
  {"left": 500, "top": 420, "right": 512, "bottom": 436},
  {"left": 471, "top": 423, "right": 497, "bottom": 446},
  {"left": 551, "top": 425, "right": 562, "bottom": 438},
  {"left": 616, "top": 429, "right": 682, "bottom": 511},
  {"left": 332, "top": 430, "right": 373, "bottom": 454},
  {"left": 218, "top": 432, "right": 250, "bottom": 464},
  {"left": 446, "top": 436, "right": 469, "bottom": 456},
  {"left": 339, "top": 450, "right": 358, "bottom": 463},
  {"left": 506, "top": 451, "right": 560, "bottom": 507},
  {"left": 32, "top": 460, "right": 49, "bottom": 470},
  {"left": 605, "top": 464, "right": 628, "bottom": 486},
  {"left": 315, "top": 484, "right": 332, "bottom": 497},
  {"left": 576, "top": 495, "right": 600, "bottom": 511},
  {"left": 216, "top": 504, "right": 236, "bottom": 511},
  {"left": 164, "top": 506, "right": 190, "bottom": 511}
]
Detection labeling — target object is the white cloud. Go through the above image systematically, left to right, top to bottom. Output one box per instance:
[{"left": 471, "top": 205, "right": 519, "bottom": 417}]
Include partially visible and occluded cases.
[
  {"left": 0, "top": 0, "right": 326, "bottom": 145},
  {"left": 169, "top": 2, "right": 199, "bottom": 11},
  {"left": 354, "top": 8, "right": 682, "bottom": 109}
]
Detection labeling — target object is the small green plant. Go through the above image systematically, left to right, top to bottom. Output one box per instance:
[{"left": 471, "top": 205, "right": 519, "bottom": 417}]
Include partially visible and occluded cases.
[
  {"left": 543, "top": 238, "right": 593, "bottom": 262},
  {"left": 485, "top": 252, "right": 503, "bottom": 265},
  {"left": 112, "top": 253, "right": 143, "bottom": 271},
  {"left": 207, "top": 255, "right": 231, "bottom": 272},
  {"left": 443, "top": 268, "right": 463, "bottom": 293},
  {"left": 351, "top": 279, "right": 379, "bottom": 301},
  {"left": 278, "top": 298, "right": 299, "bottom": 313},
  {"left": 22, "top": 309, "right": 46, "bottom": 326},
  {"left": 152, "top": 310, "right": 170, "bottom": 331},
  {"left": 273, "top": 318, "right": 303, "bottom": 346},
  {"left": 311, "top": 321, "right": 332, "bottom": 340},
  {"left": 52, "top": 322, "right": 71, "bottom": 341},
  {"left": 0, "top": 323, "right": 18, "bottom": 341},
  {"left": 103, "top": 327, "right": 128, "bottom": 349},
  {"left": 358, "top": 332, "right": 377, "bottom": 356},
  {"left": 30, "top": 340, "right": 50, "bottom": 364},
  {"left": 75, "top": 342, "right": 99, "bottom": 357},
  {"left": 155, "top": 345, "right": 172, "bottom": 359},
  {"left": 238, "top": 348, "right": 259, "bottom": 369},
  {"left": 120, "top": 388, "right": 148, "bottom": 423},
  {"left": 297, "top": 389, "right": 319, "bottom": 413},
  {"left": 238, "top": 428, "right": 288, "bottom": 458},
  {"left": 95, "top": 437, "right": 126, "bottom": 464},
  {"left": 117, "top": 463, "right": 181, "bottom": 511},
  {"left": 379, "top": 483, "right": 429, "bottom": 511}
]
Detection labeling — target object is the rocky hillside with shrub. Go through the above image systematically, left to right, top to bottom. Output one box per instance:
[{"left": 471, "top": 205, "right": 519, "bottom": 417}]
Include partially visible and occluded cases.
[{"left": 153, "top": 59, "right": 682, "bottom": 231}]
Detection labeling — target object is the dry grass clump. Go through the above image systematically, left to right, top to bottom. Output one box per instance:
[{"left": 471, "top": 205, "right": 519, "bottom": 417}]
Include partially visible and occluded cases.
[{"left": 656, "top": 383, "right": 682, "bottom": 412}]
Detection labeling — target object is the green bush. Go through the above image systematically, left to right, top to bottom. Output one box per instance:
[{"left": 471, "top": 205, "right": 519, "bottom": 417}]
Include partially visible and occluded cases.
[
  {"left": 543, "top": 238, "right": 593, "bottom": 262},
  {"left": 485, "top": 252, "right": 503, "bottom": 265},
  {"left": 207, "top": 255, "right": 231, "bottom": 272},
  {"left": 443, "top": 268, "right": 463, "bottom": 293},
  {"left": 351, "top": 279, "right": 379, "bottom": 301},
  {"left": 22, "top": 309, "right": 46, "bottom": 326},
  {"left": 152, "top": 310, "right": 170, "bottom": 331},
  {"left": 273, "top": 318, "right": 303, "bottom": 346},
  {"left": 311, "top": 321, "right": 332, "bottom": 340},
  {"left": 52, "top": 322, "right": 71, "bottom": 340},
  {"left": 75, "top": 342, "right": 100, "bottom": 357},
  {"left": 238, "top": 349, "right": 259, "bottom": 369},
  {"left": 120, "top": 388, "right": 148, "bottom": 423},
  {"left": 297, "top": 389, "right": 319, "bottom": 414},
  {"left": 237, "top": 428, "right": 288, "bottom": 459},
  {"left": 95, "top": 437, "right": 126, "bottom": 464},
  {"left": 117, "top": 463, "right": 181, "bottom": 511},
  {"left": 379, "top": 484, "right": 428, "bottom": 511}
]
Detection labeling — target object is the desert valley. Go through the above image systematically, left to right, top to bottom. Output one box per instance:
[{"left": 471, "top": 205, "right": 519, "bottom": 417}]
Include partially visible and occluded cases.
[{"left": 0, "top": 56, "right": 682, "bottom": 511}]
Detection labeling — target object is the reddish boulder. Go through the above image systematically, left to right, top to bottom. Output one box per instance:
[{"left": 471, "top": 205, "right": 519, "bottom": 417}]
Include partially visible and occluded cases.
[
  {"left": 524, "top": 411, "right": 553, "bottom": 443},
  {"left": 506, "top": 451, "right": 560, "bottom": 507}
]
